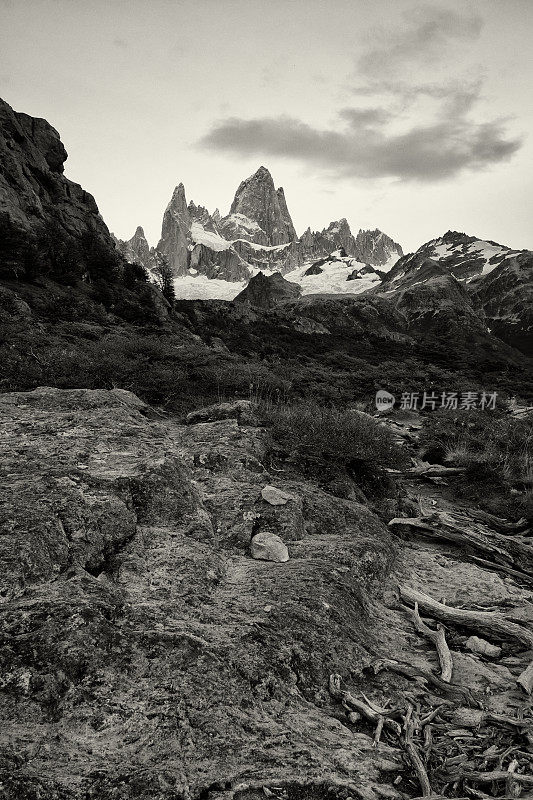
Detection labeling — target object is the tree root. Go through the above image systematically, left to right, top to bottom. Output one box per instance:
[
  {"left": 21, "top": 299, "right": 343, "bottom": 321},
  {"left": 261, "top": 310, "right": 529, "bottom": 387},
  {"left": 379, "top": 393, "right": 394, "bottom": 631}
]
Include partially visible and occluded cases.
[
  {"left": 399, "top": 585, "right": 533, "bottom": 649},
  {"left": 411, "top": 601, "right": 453, "bottom": 683},
  {"left": 370, "top": 658, "right": 477, "bottom": 705},
  {"left": 328, "top": 673, "right": 402, "bottom": 735},
  {"left": 404, "top": 703, "right": 433, "bottom": 796}
]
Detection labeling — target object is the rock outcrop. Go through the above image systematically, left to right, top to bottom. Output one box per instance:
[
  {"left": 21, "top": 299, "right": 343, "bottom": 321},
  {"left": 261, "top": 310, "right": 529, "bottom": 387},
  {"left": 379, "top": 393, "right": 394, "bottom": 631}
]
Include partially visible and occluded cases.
[
  {"left": 0, "top": 97, "right": 120, "bottom": 278},
  {"left": 233, "top": 270, "right": 302, "bottom": 309}
]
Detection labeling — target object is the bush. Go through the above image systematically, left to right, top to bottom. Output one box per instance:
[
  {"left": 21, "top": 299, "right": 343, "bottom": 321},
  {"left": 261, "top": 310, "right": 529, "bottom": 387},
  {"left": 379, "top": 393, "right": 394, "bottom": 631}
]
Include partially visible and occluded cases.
[
  {"left": 262, "top": 400, "right": 408, "bottom": 471},
  {"left": 419, "top": 408, "right": 533, "bottom": 483}
]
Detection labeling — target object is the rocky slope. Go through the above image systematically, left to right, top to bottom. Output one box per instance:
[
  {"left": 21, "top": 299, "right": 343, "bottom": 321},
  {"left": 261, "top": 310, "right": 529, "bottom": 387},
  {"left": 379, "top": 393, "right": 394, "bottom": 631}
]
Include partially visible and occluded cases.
[
  {"left": 0, "top": 97, "right": 120, "bottom": 279},
  {"left": 381, "top": 232, "right": 533, "bottom": 355},
  {"left": 234, "top": 270, "right": 302, "bottom": 309},
  {"left": 2, "top": 388, "right": 532, "bottom": 799}
]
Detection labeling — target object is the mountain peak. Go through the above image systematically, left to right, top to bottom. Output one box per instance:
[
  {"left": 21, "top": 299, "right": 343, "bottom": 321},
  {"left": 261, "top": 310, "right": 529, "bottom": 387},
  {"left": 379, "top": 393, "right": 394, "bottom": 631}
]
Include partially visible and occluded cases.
[{"left": 228, "top": 167, "right": 296, "bottom": 246}]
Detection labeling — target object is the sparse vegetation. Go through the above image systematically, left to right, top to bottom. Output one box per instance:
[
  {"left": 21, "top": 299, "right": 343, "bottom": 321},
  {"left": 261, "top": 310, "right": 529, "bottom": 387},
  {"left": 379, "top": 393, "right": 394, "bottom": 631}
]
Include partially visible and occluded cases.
[
  {"left": 262, "top": 399, "right": 409, "bottom": 471},
  {"left": 419, "top": 408, "right": 533, "bottom": 518}
]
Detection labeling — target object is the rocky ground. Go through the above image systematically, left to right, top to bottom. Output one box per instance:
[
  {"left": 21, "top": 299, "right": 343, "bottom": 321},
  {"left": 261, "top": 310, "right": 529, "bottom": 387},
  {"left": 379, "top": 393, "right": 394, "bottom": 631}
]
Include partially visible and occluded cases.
[{"left": 0, "top": 389, "right": 532, "bottom": 800}]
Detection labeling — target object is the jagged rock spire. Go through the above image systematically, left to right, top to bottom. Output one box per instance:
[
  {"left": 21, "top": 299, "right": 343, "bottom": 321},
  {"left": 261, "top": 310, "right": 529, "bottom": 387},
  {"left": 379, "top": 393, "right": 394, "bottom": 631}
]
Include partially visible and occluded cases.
[
  {"left": 228, "top": 166, "right": 296, "bottom": 246},
  {"left": 157, "top": 183, "right": 191, "bottom": 275}
]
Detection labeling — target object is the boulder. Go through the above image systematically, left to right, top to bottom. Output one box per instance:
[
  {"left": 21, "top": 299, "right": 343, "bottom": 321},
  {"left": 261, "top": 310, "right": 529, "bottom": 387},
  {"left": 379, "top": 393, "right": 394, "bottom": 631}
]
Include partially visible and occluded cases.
[
  {"left": 261, "top": 485, "right": 296, "bottom": 505},
  {"left": 250, "top": 531, "right": 290, "bottom": 562}
]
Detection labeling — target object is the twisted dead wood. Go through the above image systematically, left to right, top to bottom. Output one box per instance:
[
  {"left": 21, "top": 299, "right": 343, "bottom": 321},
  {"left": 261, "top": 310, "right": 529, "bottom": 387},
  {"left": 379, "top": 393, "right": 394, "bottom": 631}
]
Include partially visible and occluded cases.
[
  {"left": 399, "top": 585, "right": 533, "bottom": 649},
  {"left": 411, "top": 601, "right": 453, "bottom": 683}
]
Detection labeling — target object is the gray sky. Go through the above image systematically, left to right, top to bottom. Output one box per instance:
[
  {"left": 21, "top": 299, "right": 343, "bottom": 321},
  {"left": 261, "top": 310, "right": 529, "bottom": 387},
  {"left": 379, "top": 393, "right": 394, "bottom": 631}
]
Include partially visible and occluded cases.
[{"left": 1, "top": 0, "right": 531, "bottom": 252}]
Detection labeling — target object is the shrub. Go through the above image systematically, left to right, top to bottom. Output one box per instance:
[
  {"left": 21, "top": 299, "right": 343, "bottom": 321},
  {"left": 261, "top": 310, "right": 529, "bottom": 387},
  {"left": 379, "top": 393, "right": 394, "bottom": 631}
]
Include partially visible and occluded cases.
[
  {"left": 262, "top": 400, "right": 408, "bottom": 471},
  {"left": 420, "top": 408, "right": 533, "bottom": 483}
]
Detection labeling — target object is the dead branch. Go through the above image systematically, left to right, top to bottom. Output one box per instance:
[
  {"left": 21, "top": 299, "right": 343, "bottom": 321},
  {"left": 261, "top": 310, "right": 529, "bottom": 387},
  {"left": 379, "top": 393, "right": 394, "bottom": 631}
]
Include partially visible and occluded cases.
[
  {"left": 408, "top": 465, "right": 467, "bottom": 476},
  {"left": 471, "top": 509, "right": 529, "bottom": 533},
  {"left": 390, "top": 511, "right": 533, "bottom": 578},
  {"left": 399, "top": 585, "right": 533, "bottom": 649},
  {"left": 411, "top": 601, "right": 453, "bottom": 683},
  {"left": 371, "top": 658, "right": 476, "bottom": 704},
  {"left": 328, "top": 674, "right": 401, "bottom": 735},
  {"left": 404, "top": 703, "right": 433, "bottom": 797},
  {"left": 450, "top": 706, "right": 530, "bottom": 730},
  {"left": 373, "top": 716, "right": 384, "bottom": 747},
  {"left": 506, "top": 758, "right": 522, "bottom": 799},
  {"left": 448, "top": 770, "right": 533, "bottom": 787}
]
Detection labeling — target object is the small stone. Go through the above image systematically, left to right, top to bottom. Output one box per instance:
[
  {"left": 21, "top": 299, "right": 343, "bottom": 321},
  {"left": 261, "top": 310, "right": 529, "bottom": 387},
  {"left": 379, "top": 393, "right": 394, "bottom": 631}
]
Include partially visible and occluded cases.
[
  {"left": 261, "top": 485, "right": 295, "bottom": 506},
  {"left": 250, "top": 531, "right": 289, "bottom": 563},
  {"left": 465, "top": 636, "right": 502, "bottom": 658}
]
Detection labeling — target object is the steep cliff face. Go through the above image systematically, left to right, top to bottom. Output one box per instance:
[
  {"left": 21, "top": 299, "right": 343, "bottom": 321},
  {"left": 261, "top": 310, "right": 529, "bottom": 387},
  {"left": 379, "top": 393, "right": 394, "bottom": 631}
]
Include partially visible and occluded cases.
[
  {"left": 0, "top": 97, "right": 120, "bottom": 278},
  {"left": 223, "top": 166, "right": 297, "bottom": 246},
  {"left": 157, "top": 183, "right": 191, "bottom": 275},
  {"left": 283, "top": 221, "right": 402, "bottom": 273},
  {"left": 354, "top": 229, "right": 403, "bottom": 268}
]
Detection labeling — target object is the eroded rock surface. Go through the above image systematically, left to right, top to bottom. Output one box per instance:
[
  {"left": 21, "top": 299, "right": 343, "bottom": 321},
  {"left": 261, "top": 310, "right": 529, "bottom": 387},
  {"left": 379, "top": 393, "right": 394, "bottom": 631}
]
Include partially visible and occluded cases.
[{"left": 0, "top": 388, "right": 400, "bottom": 799}]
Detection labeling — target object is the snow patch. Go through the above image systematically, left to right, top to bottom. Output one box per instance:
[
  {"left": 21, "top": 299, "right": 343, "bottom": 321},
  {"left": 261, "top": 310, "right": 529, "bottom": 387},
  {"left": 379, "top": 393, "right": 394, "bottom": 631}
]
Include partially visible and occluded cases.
[
  {"left": 190, "top": 221, "right": 231, "bottom": 252},
  {"left": 285, "top": 257, "right": 380, "bottom": 296},
  {"left": 174, "top": 275, "right": 245, "bottom": 301}
]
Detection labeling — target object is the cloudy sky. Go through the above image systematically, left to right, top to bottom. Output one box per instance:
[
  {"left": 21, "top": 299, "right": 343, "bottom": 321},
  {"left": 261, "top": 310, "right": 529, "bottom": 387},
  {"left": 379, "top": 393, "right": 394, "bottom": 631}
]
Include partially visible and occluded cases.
[{"left": 1, "top": 0, "right": 531, "bottom": 252}]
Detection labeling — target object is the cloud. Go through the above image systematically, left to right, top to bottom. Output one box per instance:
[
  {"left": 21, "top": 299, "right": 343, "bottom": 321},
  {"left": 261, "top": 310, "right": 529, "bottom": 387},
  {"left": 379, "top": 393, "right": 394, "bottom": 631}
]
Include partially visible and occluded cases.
[
  {"left": 198, "top": 4, "right": 523, "bottom": 182},
  {"left": 357, "top": 5, "right": 483, "bottom": 84},
  {"left": 199, "top": 109, "right": 521, "bottom": 182}
]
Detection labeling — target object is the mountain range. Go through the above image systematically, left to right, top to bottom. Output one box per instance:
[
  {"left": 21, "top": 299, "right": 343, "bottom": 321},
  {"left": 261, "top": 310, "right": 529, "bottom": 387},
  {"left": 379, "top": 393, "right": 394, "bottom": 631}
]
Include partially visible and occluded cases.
[
  {"left": 1, "top": 93, "right": 532, "bottom": 360},
  {"left": 112, "top": 161, "right": 533, "bottom": 355},
  {"left": 112, "top": 166, "right": 404, "bottom": 289}
]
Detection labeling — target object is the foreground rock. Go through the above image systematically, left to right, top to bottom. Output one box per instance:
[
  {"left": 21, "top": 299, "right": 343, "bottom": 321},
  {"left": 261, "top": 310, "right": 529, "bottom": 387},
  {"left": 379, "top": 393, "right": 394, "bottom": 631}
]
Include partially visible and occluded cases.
[
  {"left": 0, "top": 388, "right": 400, "bottom": 799},
  {"left": 250, "top": 531, "right": 290, "bottom": 562}
]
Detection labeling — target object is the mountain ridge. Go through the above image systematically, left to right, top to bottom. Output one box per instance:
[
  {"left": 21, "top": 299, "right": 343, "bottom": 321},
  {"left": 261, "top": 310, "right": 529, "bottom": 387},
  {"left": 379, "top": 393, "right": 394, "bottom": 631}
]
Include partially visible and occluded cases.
[{"left": 114, "top": 166, "right": 404, "bottom": 284}]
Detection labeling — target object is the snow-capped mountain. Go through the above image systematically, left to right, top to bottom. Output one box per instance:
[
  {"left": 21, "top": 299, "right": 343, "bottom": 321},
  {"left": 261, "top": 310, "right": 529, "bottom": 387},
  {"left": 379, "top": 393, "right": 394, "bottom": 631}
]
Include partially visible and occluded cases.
[
  {"left": 112, "top": 166, "right": 403, "bottom": 297},
  {"left": 378, "top": 230, "right": 533, "bottom": 353}
]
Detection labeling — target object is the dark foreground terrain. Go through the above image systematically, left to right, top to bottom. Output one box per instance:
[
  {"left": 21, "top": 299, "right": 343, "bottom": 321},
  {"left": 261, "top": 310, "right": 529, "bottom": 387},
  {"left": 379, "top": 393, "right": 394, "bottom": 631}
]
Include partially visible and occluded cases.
[{"left": 1, "top": 387, "right": 532, "bottom": 799}]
